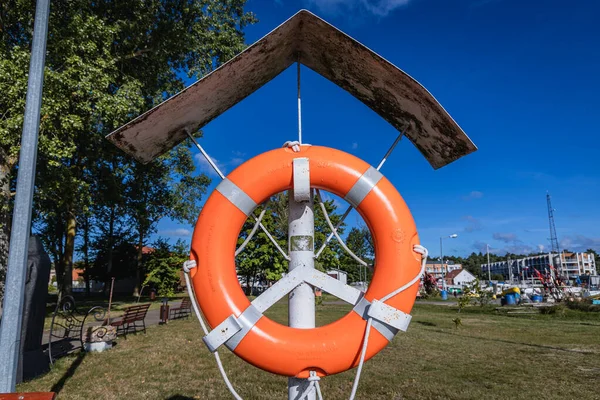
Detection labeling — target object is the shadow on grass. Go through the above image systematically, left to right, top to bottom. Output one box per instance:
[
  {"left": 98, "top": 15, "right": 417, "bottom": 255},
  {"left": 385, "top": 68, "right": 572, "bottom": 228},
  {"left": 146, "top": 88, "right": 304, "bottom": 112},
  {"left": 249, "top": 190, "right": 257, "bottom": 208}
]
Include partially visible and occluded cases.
[
  {"left": 425, "top": 328, "right": 598, "bottom": 355},
  {"left": 50, "top": 351, "right": 86, "bottom": 394}
]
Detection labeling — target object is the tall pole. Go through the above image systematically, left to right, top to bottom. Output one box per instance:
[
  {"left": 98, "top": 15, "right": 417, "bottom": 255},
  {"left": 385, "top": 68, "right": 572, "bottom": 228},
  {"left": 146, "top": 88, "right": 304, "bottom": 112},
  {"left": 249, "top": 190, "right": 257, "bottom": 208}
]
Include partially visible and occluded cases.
[
  {"left": 0, "top": 0, "right": 51, "bottom": 392},
  {"left": 287, "top": 189, "right": 315, "bottom": 400},
  {"left": 440, "top": 237, "right": 445, "bottom": 291},
  {"left": 486, "top": 244, "right": 491, "bottom": 282}
]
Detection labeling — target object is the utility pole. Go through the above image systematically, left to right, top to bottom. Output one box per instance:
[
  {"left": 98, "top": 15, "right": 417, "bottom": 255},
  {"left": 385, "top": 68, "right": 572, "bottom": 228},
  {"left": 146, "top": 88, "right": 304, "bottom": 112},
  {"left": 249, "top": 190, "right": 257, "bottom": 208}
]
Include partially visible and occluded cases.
[
  {"left": 0, "top": 0, "right": 51, "bottom": 392},
  {"left": 547, "top": 192, "right": 562, "bottom": 275},
  {"left": 440, "top": 234, "right": 458, "bottom": 291},
  {"left": 486, "top": 244, "right": 491, "bottom": 282}
]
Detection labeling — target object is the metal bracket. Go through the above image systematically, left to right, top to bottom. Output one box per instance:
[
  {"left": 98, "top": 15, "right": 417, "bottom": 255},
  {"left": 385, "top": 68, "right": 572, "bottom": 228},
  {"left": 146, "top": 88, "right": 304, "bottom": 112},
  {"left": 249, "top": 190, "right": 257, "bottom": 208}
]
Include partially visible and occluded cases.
[
  {"left": 292, "top": 157, "right": 310, "bottom": 202},
  {"left": 201, "top": 266, "right": 411, "bottom": 352},
  {"left": 302, "top": 268, "right": 362, "bottom": 305},
  {"left": 352, "top": 296, "right": 410, "bottom": 341},
  {"left": 367, "top": 299, "right": 412, "bottom": 332},
  {"left": 202, "top": 304, "right": 264, "bottom": 352},
  {"left": 203, "top": 315, "right": 243, "bottom": 352}
]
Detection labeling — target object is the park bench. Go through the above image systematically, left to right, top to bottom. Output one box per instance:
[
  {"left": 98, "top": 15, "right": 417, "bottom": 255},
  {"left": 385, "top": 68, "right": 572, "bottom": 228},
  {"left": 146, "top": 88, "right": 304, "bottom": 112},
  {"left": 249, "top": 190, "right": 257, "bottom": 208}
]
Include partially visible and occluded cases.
[
  {"left": 48, "top": 295, "right": 106, "bottom": 364},
  {"left": 169, "top": 297, "right": 192, "bottom": 320},
  {"left": 105, "top": 303, "right": 151, "bottom": 336}
]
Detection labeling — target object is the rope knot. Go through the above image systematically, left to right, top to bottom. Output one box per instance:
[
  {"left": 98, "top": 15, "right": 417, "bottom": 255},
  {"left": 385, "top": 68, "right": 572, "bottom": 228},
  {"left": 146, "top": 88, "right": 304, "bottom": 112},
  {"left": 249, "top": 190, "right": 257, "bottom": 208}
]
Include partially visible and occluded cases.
[
  {"left": 282, "top": 140, "right": 301, "bottom": 152},
  {"left": 282, "top": 141, "right": 311, "bottom": 153},
  {"left": 413, "top": 244, "right": 428, "bottom": 259},
  {"left": 183, "top": 259, "right": 197, "bottom": 273}
]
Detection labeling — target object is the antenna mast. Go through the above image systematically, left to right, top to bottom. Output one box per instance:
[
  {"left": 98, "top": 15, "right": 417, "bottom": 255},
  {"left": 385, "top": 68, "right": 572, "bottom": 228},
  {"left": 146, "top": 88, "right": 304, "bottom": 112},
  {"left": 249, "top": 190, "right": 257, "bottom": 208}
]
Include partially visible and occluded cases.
[{"left": 547, "top": 192, "right": 562, "bottom": 274}]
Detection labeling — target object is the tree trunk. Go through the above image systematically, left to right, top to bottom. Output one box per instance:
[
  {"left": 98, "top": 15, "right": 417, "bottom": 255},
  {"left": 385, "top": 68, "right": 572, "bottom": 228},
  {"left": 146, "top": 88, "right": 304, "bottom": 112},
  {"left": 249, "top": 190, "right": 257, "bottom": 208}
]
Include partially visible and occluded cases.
[
  {"left": 0, "top": 161, "right": 12, "bottom": 307},
  {"left": 104, "top": 205, "right": 115, "bottom": 295},
  {"left": 61, "top": 212, "right": 77, "bottom": 296},
  {"left": 82, "top": 215, "right": 90, "bottom": 297},
  {"left": 134, "top": 230, "right": 143, "bottom": 296}
]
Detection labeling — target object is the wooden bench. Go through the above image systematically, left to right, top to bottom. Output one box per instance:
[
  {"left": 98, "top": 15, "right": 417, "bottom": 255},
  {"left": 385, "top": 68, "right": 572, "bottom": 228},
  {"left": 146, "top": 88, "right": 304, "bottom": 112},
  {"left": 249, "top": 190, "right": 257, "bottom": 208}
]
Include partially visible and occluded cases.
[
  {"left": 169, "top": 298, "right": 192, "bottom": 320},
  {"left": 105, "top": 303, "right": 151, "bottom": 336}
]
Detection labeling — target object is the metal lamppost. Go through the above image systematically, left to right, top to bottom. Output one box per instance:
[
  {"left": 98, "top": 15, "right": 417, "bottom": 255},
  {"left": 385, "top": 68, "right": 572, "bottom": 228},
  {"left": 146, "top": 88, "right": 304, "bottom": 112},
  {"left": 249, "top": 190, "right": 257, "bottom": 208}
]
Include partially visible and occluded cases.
[
  {"left": 0, "top": 0, "right": 51, "bottom": 391},
  {"left": 440, "top": 234, "right": 458, "bottom": 291},
  {"left": 486, "top": 244, "right": 491, "bottom": 282}
]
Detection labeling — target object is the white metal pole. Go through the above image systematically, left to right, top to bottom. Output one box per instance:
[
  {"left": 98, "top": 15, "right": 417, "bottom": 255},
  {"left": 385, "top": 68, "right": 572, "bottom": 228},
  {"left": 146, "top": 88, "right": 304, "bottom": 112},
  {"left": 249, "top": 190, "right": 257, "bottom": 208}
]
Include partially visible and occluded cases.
[
  {"left": 0, "top": 0, "right": 51, "bottom": 391},
  {"left": 297, "top": 61, "right": 302, "bottom": 145},
  {"left": 288, "top": 189, "right": 315, "bottom": 400},
  {"left": 440, "top": 237, "right": 445, "bottom": 291},
  {"left": 487, "top": 244, "right": 491, "bottom": 282}
]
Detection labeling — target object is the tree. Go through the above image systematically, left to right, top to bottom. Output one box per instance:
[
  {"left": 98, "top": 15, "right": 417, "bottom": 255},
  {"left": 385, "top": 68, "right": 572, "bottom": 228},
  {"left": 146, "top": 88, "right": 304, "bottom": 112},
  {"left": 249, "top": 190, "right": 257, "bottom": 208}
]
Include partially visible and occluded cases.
[
  {"left": 0, "top": 0, "right": 257, "bottom": 299},
  {"left": 123, "top": 144, "right": 210, "bottom": 295},
  {"left": 235, "top": 192, "right": 346, "bottom": 293},
  {"left": 313, "top": 195, "right": 345, "bottom": 273},
  {"left": 236, "top": 198, "right": 288, "bottom": 295},
  {"left": 338, "top": 225, "right": 373, "bottom": 283},
  {"left": 143, "top": 238, "right": 188, "bottom": 297}
]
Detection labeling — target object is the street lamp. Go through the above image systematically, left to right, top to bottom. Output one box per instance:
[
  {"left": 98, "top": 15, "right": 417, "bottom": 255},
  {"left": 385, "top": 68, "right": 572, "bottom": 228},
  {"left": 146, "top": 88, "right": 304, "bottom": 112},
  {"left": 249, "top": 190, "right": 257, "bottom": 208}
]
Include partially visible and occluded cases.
[
  {"left": 440, "top": 234, "right": 458, "bottom": 291},
  {"left": 486, "top": 244, "right": 491, "bottom": 282}
]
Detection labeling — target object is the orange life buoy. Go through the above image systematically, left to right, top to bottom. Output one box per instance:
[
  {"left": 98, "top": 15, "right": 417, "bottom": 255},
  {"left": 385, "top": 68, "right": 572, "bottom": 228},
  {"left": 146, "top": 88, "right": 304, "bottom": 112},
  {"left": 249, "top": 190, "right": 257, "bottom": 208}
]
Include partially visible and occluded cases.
[{"left": 189, "top": 145, "right": 421, "bottom": 378}]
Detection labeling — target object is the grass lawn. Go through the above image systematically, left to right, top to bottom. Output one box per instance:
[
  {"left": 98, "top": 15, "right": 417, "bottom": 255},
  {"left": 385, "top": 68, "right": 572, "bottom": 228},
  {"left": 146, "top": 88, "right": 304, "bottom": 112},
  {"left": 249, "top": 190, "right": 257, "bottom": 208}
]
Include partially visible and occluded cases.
[{"left": 20, "top": 301, "right": 600, "bottom": 399}]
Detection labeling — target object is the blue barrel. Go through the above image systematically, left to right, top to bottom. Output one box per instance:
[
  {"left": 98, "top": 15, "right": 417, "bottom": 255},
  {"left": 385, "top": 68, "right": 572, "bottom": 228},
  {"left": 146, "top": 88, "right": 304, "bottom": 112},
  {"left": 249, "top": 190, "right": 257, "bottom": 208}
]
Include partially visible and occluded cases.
[
  {"left": 440, "top": 290, "right": 448, "bottom": 300},
  {"left": 504, "top": 293, "right": 516, "bottom": 305},
  {"left": 532, "top": 295, "right": 543, "bottom": 303}
]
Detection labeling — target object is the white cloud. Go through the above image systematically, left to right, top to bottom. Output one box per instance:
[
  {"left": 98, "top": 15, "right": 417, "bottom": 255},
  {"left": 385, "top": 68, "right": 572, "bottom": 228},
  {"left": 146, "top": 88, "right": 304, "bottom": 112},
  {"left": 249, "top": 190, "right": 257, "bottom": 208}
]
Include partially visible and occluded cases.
[
  {"left": 306, "top": 0, "right": 412, "bottom": 17},
  {"left": 195, "top": 150, "right": 247, "bottom": 176},
  {"left": 195, "top": 153, "right": 226, "bottom": 177},
  {"left": 230, "top": 157, "right": 245, "bottom": 167},
  {"left": 462, "top": 190, "right": 483, "bottom": 200},
  {"left": 320, "top": 191, "right": 348, "bottom": 212},
  {"left": 463, "top": 215, "right": 482, "bottom": 233},
  {"left": 159, "top": 228, "right": 192, "bottom": 237},
  {"left": 493, "top": 232, "right": 519, "bottom": 243},
  {"left": 560, "top": 235, "right": 600, "bottom": 253},
  {"left": 537, "top": 244, "right": 545, "bottom": 252}
]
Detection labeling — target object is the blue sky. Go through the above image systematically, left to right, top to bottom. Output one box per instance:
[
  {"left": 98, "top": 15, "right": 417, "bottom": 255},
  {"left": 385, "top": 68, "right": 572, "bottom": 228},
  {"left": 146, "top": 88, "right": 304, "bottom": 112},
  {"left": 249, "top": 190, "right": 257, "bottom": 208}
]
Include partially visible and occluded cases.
[{"left": 154, "top": 0, "right": 600, "bottom": 257}]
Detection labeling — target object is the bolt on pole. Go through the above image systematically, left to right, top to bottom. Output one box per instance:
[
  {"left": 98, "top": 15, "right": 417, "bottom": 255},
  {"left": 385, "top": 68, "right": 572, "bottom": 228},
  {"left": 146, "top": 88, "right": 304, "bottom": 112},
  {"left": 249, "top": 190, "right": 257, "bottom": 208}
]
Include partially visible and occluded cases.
[{"left": 0, "top": 0, "right": 51, "bottom": 392}]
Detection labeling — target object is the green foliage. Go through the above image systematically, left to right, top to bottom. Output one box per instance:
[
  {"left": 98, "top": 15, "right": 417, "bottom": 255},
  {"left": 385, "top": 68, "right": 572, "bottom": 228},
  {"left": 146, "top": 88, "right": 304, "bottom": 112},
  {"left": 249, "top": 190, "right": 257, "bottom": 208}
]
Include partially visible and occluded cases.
[
  {"left": 0, "top": 0, "right": 256, "bottom": 298},
  {"left": 235, "top": 193, "right": 347, "bottom": 293},
  {"left": 236, "top": 196, "right": 289, "bottom": 293},
  {"left": 314, "top": 196, "right": 346, "bottom": 273},
  {"left": 338, "top": 225, "right": 373, "bottom": 283},
  {"left": 143, "top": 238, "right": 187, "bottom": 297},
  {"left": 492, "top": 273, "right": 505, "bottom": 281},
  {"left": 463, "top": 278, "right": 493, "bottom": 307},
  {"left": 456, "top": 295, "right": 471, "bottom": 313},
  {"left": 564, "top": 300, "right": 600, "bottom": 313},
  {"left": 538, "top": 304, "right": 567, "bottom": 316},
  {"left": 452, "top": 317, "right": 462, "bottom": 329}
]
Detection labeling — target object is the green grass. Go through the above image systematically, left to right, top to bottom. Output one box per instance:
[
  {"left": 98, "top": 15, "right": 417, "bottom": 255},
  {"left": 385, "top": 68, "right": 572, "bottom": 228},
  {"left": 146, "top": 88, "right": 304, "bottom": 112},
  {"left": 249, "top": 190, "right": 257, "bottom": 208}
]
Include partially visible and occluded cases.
[{"left": 20, "top": 302, "right": 600, "bottom": 399}]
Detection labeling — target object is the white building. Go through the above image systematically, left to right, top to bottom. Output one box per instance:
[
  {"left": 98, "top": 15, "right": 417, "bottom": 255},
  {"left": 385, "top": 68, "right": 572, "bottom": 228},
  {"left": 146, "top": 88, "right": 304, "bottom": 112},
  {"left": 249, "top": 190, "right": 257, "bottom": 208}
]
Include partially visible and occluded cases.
[
  {"left": 480, "top": 252, "right": 597, "bottom": 281},
  {"left": 425, "top": 262, "right": 462, "bottom": 279},
  {"left": 327, "top": 269, "right": 348, "bottom": 285},
  {"left": 446, "top": 269, "right": 477, "bottom": 286}
]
